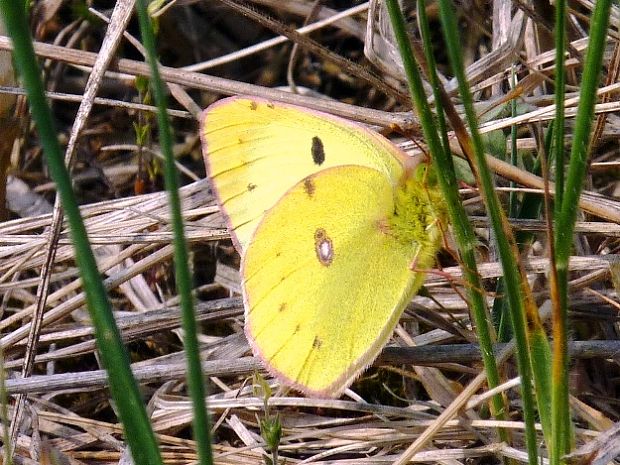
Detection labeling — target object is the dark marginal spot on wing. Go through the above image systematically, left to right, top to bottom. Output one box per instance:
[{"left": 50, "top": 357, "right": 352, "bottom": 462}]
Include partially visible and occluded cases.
[
  {"left": 249, "top": 100, "right": 258, "bottom": 110},
  {"left": 267, "top": 102, "right": 275, "bottom": 109},
  {"left": 311, "top": 136, "right": 325, "bottom": 165},
  {"left": 303, "top": 178, "right": 315, "bottom": 197},
  {"left": 247, "top": 182, "right": 257, "bottom": 191},
  {"left": 314, "top": 228, "right": 334, "bottom": 266},
  {"left": 278, "top": 303, "right": 287, "bottom": 313},
  {"left": 294, "top": 324, "right": 300, "bottom": 334},
  {"left": 312, "top": 336, "right": 322, "bottom": 349}
]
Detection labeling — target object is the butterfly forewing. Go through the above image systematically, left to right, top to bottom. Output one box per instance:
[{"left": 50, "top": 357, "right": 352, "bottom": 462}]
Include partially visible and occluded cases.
[{"left": 202, "top": 97, "right": 409, "bottom": 252}]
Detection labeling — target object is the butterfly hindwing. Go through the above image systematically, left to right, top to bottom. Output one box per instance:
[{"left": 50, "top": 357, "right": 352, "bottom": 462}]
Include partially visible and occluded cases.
[{"left": 242, "top": 165, "right": 441, "bottom": 397}]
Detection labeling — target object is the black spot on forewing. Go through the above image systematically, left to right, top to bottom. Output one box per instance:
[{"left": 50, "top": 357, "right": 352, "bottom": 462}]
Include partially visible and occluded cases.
[
  {"left": 249, "top": 100, "right": 258, "bottom": 110},
  {"left": 311, "top": 136, "right": 325, "bottom": 165},
  {"left": 247, "top": 183, "right": 257, "bottom": 191},
  {"left": 278, "top": 303, "right": 287, "bottom": 313},
  {"left": 312, "top": 336, "right": 322, "bottom": 349}
]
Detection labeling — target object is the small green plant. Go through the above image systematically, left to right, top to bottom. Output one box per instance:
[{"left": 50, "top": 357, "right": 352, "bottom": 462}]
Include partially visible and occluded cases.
[{"left": 254, "top": 374, "right": 282, "bottom": 465}]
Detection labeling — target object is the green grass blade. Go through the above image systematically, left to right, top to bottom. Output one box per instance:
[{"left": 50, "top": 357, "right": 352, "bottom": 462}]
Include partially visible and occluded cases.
[
  {"left": 385, "top": 0, "right": 508, "bottom": 434},
  {"left": 412, "top": 0, "right": 510, "bottom": 429},
  {"left": 434, "top": 0, "right": 546, "bottom": 461},
  {"left": 553, "top": 0, "right": 567, "bottom": 214},
  {"left": 552, "top": 1, "right": 613, "bottom": 462},
  {"left": 133, "top": 2, "right": 213, "bottom": 464},
  {"left": 0, "top": 3, "right": 163, "bottom": 464},
  {"left": 508, "top": 68, "right": 519, "bottom": 218}
]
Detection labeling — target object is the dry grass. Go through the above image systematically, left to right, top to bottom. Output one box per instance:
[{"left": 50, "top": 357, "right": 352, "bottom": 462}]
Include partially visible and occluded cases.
[{"left": 0, "top": 1, "right": 618, "bottom": 464}]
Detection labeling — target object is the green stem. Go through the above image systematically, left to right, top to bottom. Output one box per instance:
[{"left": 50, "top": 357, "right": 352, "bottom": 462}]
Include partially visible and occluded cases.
[
  {"left": 386, "top": 0, "right": 507, "bottom": 438},
  {"left": 434, "top": 0, "right": 542, "bottom": 462},
  {"left": 553, "top": 0, "right": 567, "bottom": 215},
  {"left": 552, "top": 1, "right": 612, "bottom": 463},
  {"left": 133, "top": 2, "right": 213, "bottom": 464},
  {"left": 0, "top": 3, "right": 163, "bottom": 464}
]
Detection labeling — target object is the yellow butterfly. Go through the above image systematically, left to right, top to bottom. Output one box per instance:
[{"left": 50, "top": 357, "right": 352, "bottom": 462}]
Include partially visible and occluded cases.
[{"left": 201, "top": 96, "right": 445, "bottom": 397}]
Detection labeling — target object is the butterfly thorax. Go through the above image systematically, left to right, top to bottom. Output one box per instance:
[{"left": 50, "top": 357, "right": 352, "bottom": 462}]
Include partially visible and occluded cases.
[{"left": 382, "top": 166, "right": 445, "bottom": 255}]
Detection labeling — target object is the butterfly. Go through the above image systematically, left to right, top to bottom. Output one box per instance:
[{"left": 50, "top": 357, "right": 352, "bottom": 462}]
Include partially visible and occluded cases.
[{"left": 201, "top": 96, "right": 444, "bottom": 397}]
